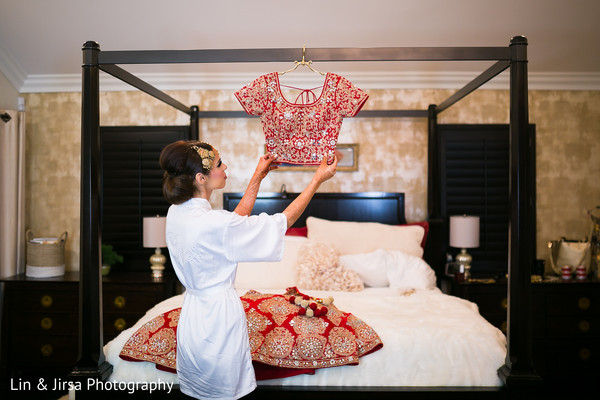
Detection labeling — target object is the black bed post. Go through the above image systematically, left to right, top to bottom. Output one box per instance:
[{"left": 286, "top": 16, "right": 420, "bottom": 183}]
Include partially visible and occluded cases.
[
  {"left": 498, "top": 35, "right": 540, "bottom": 387},
  {"left": 69, "top": 41, "right": 113, "bottom": 387},
  {"left": 425, "top": 104, "right": 445, "bottom": 279},
  {"left": 190, "top": 105, "right": 199, "bottom": 140}
]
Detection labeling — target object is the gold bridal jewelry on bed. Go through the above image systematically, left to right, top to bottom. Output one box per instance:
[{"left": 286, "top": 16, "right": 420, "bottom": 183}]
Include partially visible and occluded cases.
[
  {"left": 191, "top": 144, "right": 215, "bottom": 171},
  {"left": 288, "top": 293, "right": 334, "bottom": 318}
]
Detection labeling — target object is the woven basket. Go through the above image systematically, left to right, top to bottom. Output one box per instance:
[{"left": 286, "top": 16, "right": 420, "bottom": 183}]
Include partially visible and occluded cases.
[{"left": 26, "top": 230, "right": 67, "bottom": 278}]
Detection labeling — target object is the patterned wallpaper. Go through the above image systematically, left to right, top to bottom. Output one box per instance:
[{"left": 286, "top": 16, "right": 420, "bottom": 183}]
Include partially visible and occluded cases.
[{"left": 22, "top": 88, "right": 600, "bottom": 272}]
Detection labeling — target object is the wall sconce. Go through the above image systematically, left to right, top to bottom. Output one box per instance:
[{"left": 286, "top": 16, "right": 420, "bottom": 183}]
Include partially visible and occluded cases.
[
  {"left": 143, "top": 215, "right": 167, "bottom": 280},
  {"left": 449, "top": 215, "right": 480, "bottom": 282}
]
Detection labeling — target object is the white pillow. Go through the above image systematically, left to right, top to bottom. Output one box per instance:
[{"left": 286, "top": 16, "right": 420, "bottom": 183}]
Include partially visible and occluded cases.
[
  {"left": 306, "top": 216, "right": 425, "bottom": 257},
  {"left": 235, "top": 236, "right": 307, "bottom": 289},
  {"left": 340, "top": 249, "right": 437, "bottom": 289},
  {"left": 339, "top": 250, "right": 390, "bottom": 287},
  {"left": 385, "top": 250, "right": 437, "bottom": 290}
]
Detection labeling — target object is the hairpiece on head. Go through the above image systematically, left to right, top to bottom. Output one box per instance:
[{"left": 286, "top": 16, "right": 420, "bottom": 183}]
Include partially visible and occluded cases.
[{"left": 191, "top": 144, "right": 215, "bottom": 171}]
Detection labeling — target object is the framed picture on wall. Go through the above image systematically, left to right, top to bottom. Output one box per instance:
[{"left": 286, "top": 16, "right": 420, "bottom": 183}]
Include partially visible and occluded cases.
[{"left": 272, "top": 143, "right": 359, "bottom": 172}]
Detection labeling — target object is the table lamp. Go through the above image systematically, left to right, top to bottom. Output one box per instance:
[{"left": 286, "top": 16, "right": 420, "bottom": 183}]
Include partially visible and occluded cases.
[
  {"left": 143, "top": 215, "right": 167, "bottom": 280},
  {"left": 449, "top": 215, "right": 480, "bottom": 282}
]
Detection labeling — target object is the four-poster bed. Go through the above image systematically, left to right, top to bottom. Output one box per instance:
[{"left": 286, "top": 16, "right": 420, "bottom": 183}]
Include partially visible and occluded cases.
[{"left": 72, "top": 37, "right": 538, "bottom": 397}]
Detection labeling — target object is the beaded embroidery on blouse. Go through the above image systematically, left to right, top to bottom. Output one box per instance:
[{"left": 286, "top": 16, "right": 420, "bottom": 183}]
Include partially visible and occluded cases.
[{"left": 234, "top": 72, "right": 368, "bottom": 165}]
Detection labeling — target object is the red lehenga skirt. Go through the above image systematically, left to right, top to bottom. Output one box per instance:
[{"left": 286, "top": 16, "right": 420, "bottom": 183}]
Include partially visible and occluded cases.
[{"left": 119, "top": 287, "right": 383, "bottom": 380}]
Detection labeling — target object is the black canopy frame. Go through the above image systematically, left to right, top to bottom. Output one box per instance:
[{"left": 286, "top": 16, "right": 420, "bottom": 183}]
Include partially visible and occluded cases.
[{"left": 72, "top": 36, "right": 539, "bottom": 396}]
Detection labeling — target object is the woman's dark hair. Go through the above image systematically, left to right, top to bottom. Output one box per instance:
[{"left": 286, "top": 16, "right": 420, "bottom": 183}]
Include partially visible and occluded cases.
[{"left": 159, "top": 140, "right": 214, "bottom": 205}]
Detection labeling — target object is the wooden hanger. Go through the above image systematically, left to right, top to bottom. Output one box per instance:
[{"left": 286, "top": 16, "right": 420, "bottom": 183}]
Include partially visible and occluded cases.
[{"left": 279, "top": 45, "right": 325, "bottom": 76}]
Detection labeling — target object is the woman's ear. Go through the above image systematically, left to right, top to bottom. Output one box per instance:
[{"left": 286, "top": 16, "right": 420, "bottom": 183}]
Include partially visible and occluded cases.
[{"left": 194, "top": 172, "right": 207, "bottom": 186}]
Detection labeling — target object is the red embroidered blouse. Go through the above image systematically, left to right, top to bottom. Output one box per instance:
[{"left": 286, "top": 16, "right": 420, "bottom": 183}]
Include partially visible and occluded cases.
[{"left": 234, "top": 72, "right": 368, "bottom": 165}]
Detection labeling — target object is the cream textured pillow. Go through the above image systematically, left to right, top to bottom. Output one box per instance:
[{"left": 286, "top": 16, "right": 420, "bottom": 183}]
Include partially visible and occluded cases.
[
  {"left": 306, "top": 217, "right": 425, "bottom": 257},
  {"left": 235, "top": 236, "right": 307, "bottom": 289},
  {"left": 296, "top": 241, "right": 364, "bottom": 292}
]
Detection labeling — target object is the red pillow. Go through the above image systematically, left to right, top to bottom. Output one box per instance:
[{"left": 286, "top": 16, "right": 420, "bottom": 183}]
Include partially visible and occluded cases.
[
  {"left": 403, "top": 221, "right": 429, "bottom": 249},
  {"left": 285, "top": 226, "right": 308, "bottom": 237}
]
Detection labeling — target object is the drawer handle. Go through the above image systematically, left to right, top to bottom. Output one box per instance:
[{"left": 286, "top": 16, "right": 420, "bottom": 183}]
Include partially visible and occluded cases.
[
  {"left": 40, "top": 295, "right": 53, "bottom": 308},
  {"left": 114, "top": 296, "right": 126, "bottom": 309},
  {"left": 500, "top": 297, "right": 508, "bottom": 310},
  {"left": 578, "top": 297, "right": 591, "bottom": 310},
  {"left": 40, "top": 317, "right": 53, "bottom": 330},
  {"left": 114, "top": 318, "right": 127, "bottom": 331},
  {"left": 579, "top": 320, "right": 590, "bottom": 333},
  {"left": 40, "top": 344, "right": 53, "bottom": 357},
  {"left": 579, "top": 348, "right": 591, "bottom": 361}
]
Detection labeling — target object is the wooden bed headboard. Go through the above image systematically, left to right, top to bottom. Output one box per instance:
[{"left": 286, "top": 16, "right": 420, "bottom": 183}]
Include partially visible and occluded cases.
[{"left": 223, "top": 192, "right": 407, "bottom": 227}]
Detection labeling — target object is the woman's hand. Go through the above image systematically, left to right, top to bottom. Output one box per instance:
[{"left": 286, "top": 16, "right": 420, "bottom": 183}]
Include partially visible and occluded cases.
[
  {"left": 234, "top": 154, "right": 278, "bottom": 216},
  {"left": 253, "top": 154, "right": 279, "bottom": 181},
  {"left": 312, "top": 154, "right": 337, "bottom": 184}
]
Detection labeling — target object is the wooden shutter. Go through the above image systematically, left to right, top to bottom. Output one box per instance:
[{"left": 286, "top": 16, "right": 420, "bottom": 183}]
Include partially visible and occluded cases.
[
  {"left": 438, "top": 124, "right": 535, "bottom": 277},
  {"left": 100, "top": 126, "right": 191, "bottom": 271}
]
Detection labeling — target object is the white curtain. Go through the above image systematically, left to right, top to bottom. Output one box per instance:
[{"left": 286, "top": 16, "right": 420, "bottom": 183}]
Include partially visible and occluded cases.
[{"left": 0, "top": 107, "right": 26, "bottom": 278}]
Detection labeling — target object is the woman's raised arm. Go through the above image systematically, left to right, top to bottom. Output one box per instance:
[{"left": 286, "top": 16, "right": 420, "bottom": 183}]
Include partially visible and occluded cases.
[{"left": 283, "top": 156, "right": 337, "bottom": 228}]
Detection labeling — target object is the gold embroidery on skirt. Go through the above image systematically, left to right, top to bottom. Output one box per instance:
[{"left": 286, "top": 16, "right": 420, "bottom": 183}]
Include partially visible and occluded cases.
[
  {"left": 258, "top": 296, "right": 297, "bottom": 326},
  {"left": 291, "top": 315, "right": 328, "bottom": 335},
  {"left": 265, "top": 327, "right": 294, "bottom": 359},
  {"left": 329, "top": 327, "right": 357, "bottom": 357},
  {"left": 296, "top": 334, "right": 327, "bottom": 359}
]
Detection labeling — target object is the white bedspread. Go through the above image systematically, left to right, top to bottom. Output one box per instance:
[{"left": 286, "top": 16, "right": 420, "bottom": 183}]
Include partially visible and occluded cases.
[{"left": 104, "top": 287, "right": 506, "bottom": 387}]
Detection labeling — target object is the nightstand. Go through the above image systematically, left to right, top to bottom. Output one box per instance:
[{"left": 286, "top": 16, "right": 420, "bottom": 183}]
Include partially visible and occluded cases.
[
  {"left": 0, "top": 271, "right": 178, "bottom": 389},
  {"left": 101, "top": 271, "right": 179, "bottom": 342},
  {"left": 448, "top": 277, "right": 600, "bottom": 384}
]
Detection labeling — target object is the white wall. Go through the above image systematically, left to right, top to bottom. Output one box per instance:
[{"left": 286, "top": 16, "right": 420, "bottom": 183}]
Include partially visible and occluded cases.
[{"left": 0, "top": 70, "right": 19, "bottom": 109}]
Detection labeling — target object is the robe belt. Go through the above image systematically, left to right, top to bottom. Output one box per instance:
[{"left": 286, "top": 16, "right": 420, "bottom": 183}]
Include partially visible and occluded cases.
[{"left": 185, "top": 284, "right": 233, "bottom": 298}]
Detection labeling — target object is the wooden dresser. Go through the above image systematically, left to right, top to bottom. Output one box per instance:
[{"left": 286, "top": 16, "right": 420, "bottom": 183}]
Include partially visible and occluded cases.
[
  {"left": 0, "top": 271, "right": 178, "bottom": 386},
  {"left": 449, "top": 278, "right": 600, "bottom": 384},
  {"left": 534, "top": 280, "right": 599, "bottom": 382}
]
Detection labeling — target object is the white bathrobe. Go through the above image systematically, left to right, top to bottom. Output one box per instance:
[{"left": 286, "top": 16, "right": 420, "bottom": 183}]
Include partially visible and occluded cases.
[{"left": 165, "top": 198, "right": 287, "bottom": 399}]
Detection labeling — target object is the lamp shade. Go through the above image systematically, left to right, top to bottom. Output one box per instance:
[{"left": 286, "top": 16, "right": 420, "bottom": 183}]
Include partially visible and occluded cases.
[
  {"left": 449, "top": 215, "right": 480, "bottom": 249},
  {"left": 143, "top": 216, "right": 167, "bottom": 248}
]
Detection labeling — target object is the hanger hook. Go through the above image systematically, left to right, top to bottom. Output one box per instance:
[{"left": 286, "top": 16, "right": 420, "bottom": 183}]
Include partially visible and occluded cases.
[{"left": 301, "top": 45, "right": 306, "bottom": 64}]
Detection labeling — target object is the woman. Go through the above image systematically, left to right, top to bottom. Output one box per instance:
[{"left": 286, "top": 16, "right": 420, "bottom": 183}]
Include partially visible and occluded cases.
[{"left": 159, "top": 140, "right": 337, "bottom": 399}]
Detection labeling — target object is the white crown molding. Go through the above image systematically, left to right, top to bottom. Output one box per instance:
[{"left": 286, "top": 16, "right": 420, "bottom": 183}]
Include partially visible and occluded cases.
[{"left": 18, "top": 70, "right": 600, "bottom": 93}]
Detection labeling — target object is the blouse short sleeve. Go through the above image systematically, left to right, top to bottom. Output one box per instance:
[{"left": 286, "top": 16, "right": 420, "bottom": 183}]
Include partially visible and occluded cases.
[
  {"left": 234, "top": 74, "right": 269, "bottom": 116},
  {"left": 335, "top": 75, "right": 369, "bottom": 117},
  {"left": 224, "top": 212, "right": 287, "bottom": 263}
]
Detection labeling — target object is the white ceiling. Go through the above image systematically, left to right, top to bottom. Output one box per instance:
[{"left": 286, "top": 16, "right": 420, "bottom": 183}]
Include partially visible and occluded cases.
[{"left": 1, "top": 0, "right": 599, "bottom": 92}]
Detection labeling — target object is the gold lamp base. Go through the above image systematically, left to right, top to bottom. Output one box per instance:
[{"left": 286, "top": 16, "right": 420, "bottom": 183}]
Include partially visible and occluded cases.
[
  {"left": 150, "top": 248, "right": 166, "bottom": 281},
  {"left": 455, "top": 248, "right": 472, "bottom": 282}
]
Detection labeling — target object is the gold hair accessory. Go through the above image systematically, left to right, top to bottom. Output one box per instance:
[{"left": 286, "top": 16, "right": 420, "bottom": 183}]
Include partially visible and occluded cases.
[{"left": 191, "top": 144, "right": 215, "bottom": 171}]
